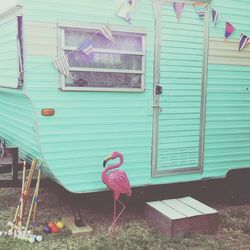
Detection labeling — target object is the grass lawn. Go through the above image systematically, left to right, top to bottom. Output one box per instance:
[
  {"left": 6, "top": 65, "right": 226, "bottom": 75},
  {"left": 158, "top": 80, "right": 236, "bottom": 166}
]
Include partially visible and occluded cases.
[{"left": 0, "top": 179, "right": 249, "bottom": 250}]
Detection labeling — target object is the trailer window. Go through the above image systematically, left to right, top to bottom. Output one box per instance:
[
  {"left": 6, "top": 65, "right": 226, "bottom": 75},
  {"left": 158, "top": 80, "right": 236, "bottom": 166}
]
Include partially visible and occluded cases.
[{"left": 58, "top": 23, "right": 146, "bottom": 92}]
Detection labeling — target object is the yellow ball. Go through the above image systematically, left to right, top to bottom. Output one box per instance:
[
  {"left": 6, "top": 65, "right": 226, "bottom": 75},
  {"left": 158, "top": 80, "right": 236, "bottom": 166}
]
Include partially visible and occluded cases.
[{"left": 56, "top": 221, "right": 64, "bottom": 230}]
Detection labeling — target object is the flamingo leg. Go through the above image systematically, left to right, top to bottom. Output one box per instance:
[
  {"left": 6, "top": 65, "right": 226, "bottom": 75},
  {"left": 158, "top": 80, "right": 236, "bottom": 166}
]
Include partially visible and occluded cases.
[
  {"left": 108, "top": 199, "right": 126, "bottom": 233},
  {"left": 113, "top": 199, "right": 116, "bottom": 222}
]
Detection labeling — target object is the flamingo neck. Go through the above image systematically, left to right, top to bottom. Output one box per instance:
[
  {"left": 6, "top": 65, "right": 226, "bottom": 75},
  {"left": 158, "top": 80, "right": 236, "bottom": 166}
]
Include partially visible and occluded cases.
[{"left": 102, "top": 154, "right": 124, "bottom": 183}]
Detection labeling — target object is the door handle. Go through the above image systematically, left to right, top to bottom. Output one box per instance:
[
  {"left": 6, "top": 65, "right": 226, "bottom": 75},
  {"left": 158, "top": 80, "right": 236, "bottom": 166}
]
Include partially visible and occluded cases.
[{"left": 152, "top": 105, "right": 162, "bottom": 112}]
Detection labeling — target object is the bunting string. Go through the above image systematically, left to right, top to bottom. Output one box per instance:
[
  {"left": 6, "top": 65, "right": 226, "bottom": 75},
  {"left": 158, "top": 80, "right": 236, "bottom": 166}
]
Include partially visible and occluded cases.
[
  {"left": 17, "top": 1, "right": 137, "bottom": 76},
  {"left": 21, "top": 1, "right": 250, "bottom": 78},
  {"left": 170, "top": 1, "right": 250, "bottom": 51},
  {"left": 210, "top": 5, "right": 249, "bottom": 50}
]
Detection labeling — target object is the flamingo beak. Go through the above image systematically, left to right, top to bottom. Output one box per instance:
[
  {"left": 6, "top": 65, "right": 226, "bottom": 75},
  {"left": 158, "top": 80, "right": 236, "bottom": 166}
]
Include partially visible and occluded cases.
[{"left": 103, "top": 155, "right": 112, "bottom": 167}]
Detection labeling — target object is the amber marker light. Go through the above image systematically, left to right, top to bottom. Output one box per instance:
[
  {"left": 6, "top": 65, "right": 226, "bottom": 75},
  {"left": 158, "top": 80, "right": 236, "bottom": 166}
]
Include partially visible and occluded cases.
[{"left": 41, "top": 108, "right": 55, "bottom": 116}]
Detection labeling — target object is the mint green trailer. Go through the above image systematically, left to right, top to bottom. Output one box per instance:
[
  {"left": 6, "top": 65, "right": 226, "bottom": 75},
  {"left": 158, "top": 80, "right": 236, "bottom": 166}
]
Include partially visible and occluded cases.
[{"left": 0, "top": 0, "right": 249, "bottom": 193}]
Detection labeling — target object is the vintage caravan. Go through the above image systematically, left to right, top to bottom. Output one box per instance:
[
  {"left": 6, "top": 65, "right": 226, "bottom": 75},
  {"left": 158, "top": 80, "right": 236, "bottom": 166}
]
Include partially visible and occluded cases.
[{"left": 0, "top": 0, "right": 250, "bottom": 193}]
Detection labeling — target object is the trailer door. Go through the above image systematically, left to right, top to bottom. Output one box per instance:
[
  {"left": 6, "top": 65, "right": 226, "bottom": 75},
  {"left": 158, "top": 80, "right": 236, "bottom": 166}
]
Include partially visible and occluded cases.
[{"left": 152, "top": 0, "right": 210, "bottom": 176}]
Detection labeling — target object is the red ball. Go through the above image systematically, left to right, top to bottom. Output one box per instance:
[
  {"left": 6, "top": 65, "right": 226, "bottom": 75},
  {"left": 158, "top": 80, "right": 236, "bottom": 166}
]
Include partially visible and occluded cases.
[
  {"left": 48, "top": 222, "right": 56, "bottom": 229},
  {"left": 50, "top": 225, "right": 60, "bottom": 233}
]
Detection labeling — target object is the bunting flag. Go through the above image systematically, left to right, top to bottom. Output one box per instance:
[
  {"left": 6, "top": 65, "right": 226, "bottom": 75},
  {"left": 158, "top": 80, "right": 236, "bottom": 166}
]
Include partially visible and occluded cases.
[
  {"left": 128, "top": 0, "right": 139, "bottom": 9},
  {"left": 116, "top": 2, "right": 132, "bottom": 24},
  {"left": 173, "top": 2, "right": 184, "bottom": 22},
  {"left": 192, "top": 2, "right": 207, "bottom": 20},
  {"left": 212, "top": 8, "right": 220, "bottom": 27},
  {"left": 224, "top": 21, "right": 235, "bottom": 40},
  {"left": 99, "top": 24, "right": 115, "bottom": 43},
  {"left": 239, "top": 33, "right": 250, "bottom": 51},
  {"left": 78, "top": 38, "right": 94, "bottom": 56},
  {"left": 53, "top": 55, "right": 70, "bottom": 77}
]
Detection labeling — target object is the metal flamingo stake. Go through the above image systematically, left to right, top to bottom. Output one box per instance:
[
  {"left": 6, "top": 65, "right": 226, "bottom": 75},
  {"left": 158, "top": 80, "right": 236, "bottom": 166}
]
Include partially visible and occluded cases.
[{"left": 102, "top": 152, "right": 132, "bottom": 233}]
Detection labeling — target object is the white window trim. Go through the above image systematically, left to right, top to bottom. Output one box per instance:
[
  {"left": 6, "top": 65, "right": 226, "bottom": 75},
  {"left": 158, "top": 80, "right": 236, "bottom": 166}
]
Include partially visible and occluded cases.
[
  {"left": 0, "top": 6, "right": 22, "bottom": 25},
  {"left": 57, "top": 21, "right": 147, "bottom": 92}
]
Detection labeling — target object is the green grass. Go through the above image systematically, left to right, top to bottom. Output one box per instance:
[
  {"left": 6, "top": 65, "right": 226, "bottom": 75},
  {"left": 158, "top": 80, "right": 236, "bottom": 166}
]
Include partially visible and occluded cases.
[{"left": 0, "top": 182, "right": 249, "bottom": 250}]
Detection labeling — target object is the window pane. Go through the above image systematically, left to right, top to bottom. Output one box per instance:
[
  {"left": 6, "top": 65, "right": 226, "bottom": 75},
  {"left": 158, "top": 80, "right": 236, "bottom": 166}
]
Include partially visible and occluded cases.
[
  {"left": 63, "top": 26, "right": 145, "bottom": 91},
  {"left": 64, "top": 29, "right": 142, "bottom": 51},
  {"left": 65, "top": 29, "right": 93, "bottom": 47},
  {"left": 94, "top": 34, "right": 142, "bottom": 51},
  {"left": 67, "top": 51, "right": 142, "bottom": 70},
  {"left": 66, "top": 72, "right": 141, "bottom": 89}
]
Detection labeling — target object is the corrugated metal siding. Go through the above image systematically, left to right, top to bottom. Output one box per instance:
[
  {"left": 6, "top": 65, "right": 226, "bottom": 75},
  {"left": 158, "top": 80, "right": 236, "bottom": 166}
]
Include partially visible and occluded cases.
[
  {"left": 1, "top": 0, "right": 247, "bottom": 193},
  {"left": 21, "top": 0, "right": 154, "bottom": 192},
  {"left": 155, "top": 0, "right": 250, "bottom": 180},
  {"left": 203, "top": 0, "right": 250, "bottom": 176},
  {"left": 208, "top": 0, "right": 250, "bottom": 67},
  {"left": 208, "top": 0, "right": 250, "bottom": 40},
  {"left": 157, "top": 3, "right": 204, "bottom": 171},
  {"left": 0, "top": 7, "right": 41, "bottom": 165},
  {"left": 0, "top": 17, "right": 19, "bottom": 88},
  {"left": 25, "top": 21, "right": 57, "bottom": 57},
  {"left": 209, "top": 38, "right": 250, "bottom": 66},
  {"left": 204, "top": 66, "right": 250, "bottom": 175},
  {"left": 0, "top": 91, "right": 41, "bottom": 162}
]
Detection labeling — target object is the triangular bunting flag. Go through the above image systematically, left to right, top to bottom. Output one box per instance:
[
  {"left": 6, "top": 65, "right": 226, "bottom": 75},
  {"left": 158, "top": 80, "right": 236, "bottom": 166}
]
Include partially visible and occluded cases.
[
  {"left": 128, "top": 0, "right": 139, "bottom": 10},
  {"left": 116, "top": 2, "right": 132, "bottom": 24},
  {"left": 173, "top": 2, "right": 184, "bottom": 22},
  {"left": 192, "top": 2, "right": 207, "bottom": 20},
  {"left": 212, "top": 8, "right": 220, "bottom": 27},
  {"left": 224, "top": 21, "right": 235, "bottom": 40},
  {"left": 99, "top": 24, "right": 115, "bottom": 43},
  {"left": 239, "top": 33, "right": 250, "bottom": 51},
  {"left": 78, "top": 38, "right": 94, "bottom": 57},
  {"left": 53, "top": 55, "right": 70, "bottom": 77}
]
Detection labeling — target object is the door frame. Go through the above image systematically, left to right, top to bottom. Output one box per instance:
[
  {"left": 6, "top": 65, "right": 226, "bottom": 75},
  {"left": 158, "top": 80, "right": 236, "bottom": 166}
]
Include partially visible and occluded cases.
[{"left": 151, "top": 0, "right": 210, "bottom": 177}]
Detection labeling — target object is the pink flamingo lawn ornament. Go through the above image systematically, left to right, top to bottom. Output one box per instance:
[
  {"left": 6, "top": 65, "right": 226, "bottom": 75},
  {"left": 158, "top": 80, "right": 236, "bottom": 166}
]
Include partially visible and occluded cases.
[{"left": 102, "top": 152, "right": 132, "bottom": 232}]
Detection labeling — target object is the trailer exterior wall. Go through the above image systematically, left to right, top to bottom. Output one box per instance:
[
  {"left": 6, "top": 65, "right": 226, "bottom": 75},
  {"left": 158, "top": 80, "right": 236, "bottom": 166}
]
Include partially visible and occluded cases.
[
  {"left": 0, "top": 0, "right": 249, "bottom": 193},
  {"left": 19, "top": 0, "right": 154, "bottom": 192},
  {"left": 154, "top": 0, "right": 250, "bottom": 182},
  {"left": 204, "top": 0, "right": 250, "bottom": 176},
  {"left": 153, "top": 1, "right": 208, "bottom": 177},
  {"left": 0, "top": 6, "right": 41, "bottom": 162},
  {"left": 0, "top": 9, "right": 19, "bottom": 88},
  {"left": 0, "top": 91, "right": 41, "bottom": 162}
]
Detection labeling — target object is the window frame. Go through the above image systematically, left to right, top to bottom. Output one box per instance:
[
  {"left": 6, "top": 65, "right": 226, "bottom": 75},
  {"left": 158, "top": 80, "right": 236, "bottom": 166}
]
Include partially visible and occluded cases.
[{"left": 57, "top": 21, "right": 146, "bottom": 92}]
